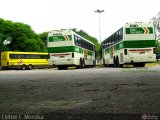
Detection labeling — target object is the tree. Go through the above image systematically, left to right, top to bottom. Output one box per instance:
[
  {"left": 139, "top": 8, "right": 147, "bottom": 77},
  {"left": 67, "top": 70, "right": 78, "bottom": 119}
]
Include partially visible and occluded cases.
[
  {"left": 150, "top": 12, "right": 160, "bottom": 54},
  {"left": 0, "top": 18, "right": 46, "bottom": 52},
  {"left": 0, "top": 18, "right": 13, "bottom": 52},
  {"left": 39, "top": 32, "right": 48, "bottom": 46},
  {"left": 157, "top": 41, "right": 160, "bottom": 54}
]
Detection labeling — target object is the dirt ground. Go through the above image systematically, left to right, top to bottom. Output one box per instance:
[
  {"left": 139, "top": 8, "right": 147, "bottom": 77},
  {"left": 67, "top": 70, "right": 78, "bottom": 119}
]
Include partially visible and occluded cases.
[{"left": 0, "top": 66, "right": 160, "bottom": 120}]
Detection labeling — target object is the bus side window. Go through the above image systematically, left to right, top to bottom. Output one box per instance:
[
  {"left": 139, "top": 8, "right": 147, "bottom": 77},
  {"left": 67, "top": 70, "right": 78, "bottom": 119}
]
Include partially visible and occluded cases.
[
  {"left": 119, "top": 28, "right": 123, "bottom": 41},
  {"left": 118, "top": 30, "right": 121, "bottom": 42},
  {"left": 115, "top": 31, "right": 119, "bottom": 43},
  {"left": 112, "top": 34, "right": 115, "bottom": 44},
  {"left": 74, "top": 35, "right": 78, "bottom": 46},
  {"left": 77, "top": 37, "right": 81, "bottom": 47},
  {"left": 109, "top": 37, "right": 111, "bottom": 45},
  {"left": 81, "top": 39, "right": 84, "bottom": 48},
  {"left": 106, "top": 39, "right": 108, "bottom": 47},
  {"left": 84, "top": 40, "right": 86, "bottom": 48},
  {"left": 86, "top": 42, "right": 88, "bottom": 49},
  {"left": 10, "top": 54, "right": 15, "bottom": 59},
  {"left": 17, "top": 54, "right": 21, "bottom": 59},
  {"left": 26, "top": 54, "right": 30, "bottom": 59},
  {"left": 31, "top": 55, "right": 36, "bottom": 59}
]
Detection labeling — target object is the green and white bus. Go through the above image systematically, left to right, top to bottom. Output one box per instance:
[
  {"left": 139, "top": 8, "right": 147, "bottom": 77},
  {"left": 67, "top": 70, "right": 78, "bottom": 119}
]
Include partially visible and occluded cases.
[
  {"left": 102, "top": 22, "right": 156, "bottom": 67},
  {"left": 47, "top": 29, "right": 95, "bottom": 70}
]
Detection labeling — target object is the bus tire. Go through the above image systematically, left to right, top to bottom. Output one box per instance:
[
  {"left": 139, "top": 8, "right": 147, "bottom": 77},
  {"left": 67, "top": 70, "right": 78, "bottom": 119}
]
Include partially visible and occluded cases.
[
  {"left": 116, "top": 56, "right": 120, "bottom": 67},
  {"left": 79, "top": 58, "right": 84, "bottom": 69},
  {"left": 82, "top": 58, "right": 85, "bottom": 68},
  {"left": 103, "top": 58, "right": 105, "bottom": 66},
  {"left": 93, "top": 60, "right": 96, "bottom": 67},
  {"left": 133, "top": 63, "right": 145, "bottom": 67},
  {"left": 140, "top": 63, "right": 145, "bottom": 67},
  {"left": 119, "top": 64, "right": 123, "bottom": 68},
  {"left": 21, "top": 65, "right": 26, "bottom": 70},
  {"left": 28, "top": 65, "right": 33, "bottom": 70},
  {"left": 57, "top": 66, "right": 67, "bottom": 70},
  {"left": 2, "top": 67, "right": 5, "bottom": 70}
]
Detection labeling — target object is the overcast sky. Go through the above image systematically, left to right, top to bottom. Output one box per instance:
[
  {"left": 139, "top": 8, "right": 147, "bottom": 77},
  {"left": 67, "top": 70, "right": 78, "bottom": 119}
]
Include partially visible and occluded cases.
[{"left": 0, "top": 0, "right": 160, "bottom": 42}]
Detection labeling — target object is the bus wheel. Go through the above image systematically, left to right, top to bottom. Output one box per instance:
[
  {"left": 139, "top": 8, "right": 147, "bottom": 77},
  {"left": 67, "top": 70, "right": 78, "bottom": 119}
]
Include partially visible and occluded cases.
[
  {"left": 116, "top": 56, "right": 120, "bottom": 67},
  {"left": 79, "top": 58, "right": 84, "bottom": 69},
  {"left": 103, "top": 58, "right": 105, "bottom": 66},
  {"left": 82, "top": 59, "right": 85, "bottom": 68},
  {"left": 93, "top": 60, "right": 96, "bottom": 67},
  {"left": 133, "top": 63, "right": 145, "bottom": 67},
  {"left": 140, "top": 63, "right": 145, "bottom": 67},
  {"left": 119, "top": 64, "right": 123, "bottom": 68},
  {"left": 21, "top": 65, "right": 26, "bottom": 70},
  {"left": 28, "top": 65, "right": 33, "bottom": 70},
  {"left": 57, "top": 66, "right": 67, "bottom": 70},
  {"left": 2, "top": 67, "right": 6, "bottom": 70}
]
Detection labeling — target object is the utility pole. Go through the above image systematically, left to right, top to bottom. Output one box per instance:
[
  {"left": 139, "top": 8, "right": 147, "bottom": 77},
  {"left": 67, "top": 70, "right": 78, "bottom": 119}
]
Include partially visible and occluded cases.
[
  {"left": 94, "top": 9, "right": 104, "bottom": 44},
  {"left": 94, "top": 9, "right": 104, "bottom": 65}
]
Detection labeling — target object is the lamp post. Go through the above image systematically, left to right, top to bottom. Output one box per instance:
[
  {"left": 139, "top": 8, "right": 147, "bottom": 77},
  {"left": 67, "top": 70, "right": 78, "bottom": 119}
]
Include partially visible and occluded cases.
[{"left": 94, "top": 9, "right": 104, "bottom": 44}]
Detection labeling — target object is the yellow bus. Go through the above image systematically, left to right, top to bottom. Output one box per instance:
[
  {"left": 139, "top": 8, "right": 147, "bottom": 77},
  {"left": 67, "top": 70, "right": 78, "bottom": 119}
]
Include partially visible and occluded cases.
[{"left": 1, "top": 51, "right": 49, "bottom": 70}]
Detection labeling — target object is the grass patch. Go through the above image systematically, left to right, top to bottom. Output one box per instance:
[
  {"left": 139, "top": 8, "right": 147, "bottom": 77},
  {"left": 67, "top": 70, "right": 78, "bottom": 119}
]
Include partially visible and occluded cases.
[{"left": 146, "top": 61, "right": 160, "bottom": 66}]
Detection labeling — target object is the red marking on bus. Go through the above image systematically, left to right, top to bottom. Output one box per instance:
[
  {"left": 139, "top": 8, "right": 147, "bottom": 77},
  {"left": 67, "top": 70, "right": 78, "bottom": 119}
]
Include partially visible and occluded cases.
[
  {"left": 144, "top": 27, "right": 149, "bottom": 34},
  {"left": 64, "top": 35, "right": 69, "bottom": 41},
  {"left": 129, "top": 49, "right": 151, "bottom": 52},
  {"left": 51, "top": 54, "right": 70, "bottom": 56},
  {"left": 18, "top": 59, "right": 23, "bottom": 65}
]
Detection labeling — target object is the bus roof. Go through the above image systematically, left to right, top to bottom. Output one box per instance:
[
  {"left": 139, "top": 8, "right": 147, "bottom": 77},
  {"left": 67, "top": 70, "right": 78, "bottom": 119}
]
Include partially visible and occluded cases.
[
  {"left": 125, "top": 22, "right": 154, "bottom": 27},
  {"left": 2, "top": 51, "right": 48, "bottom": 55}
]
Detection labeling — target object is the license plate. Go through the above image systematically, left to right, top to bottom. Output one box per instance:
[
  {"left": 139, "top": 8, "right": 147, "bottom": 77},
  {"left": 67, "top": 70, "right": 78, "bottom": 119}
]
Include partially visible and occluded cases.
[{"left": 60, "top": 56, "right": 65, "bottom": 58}]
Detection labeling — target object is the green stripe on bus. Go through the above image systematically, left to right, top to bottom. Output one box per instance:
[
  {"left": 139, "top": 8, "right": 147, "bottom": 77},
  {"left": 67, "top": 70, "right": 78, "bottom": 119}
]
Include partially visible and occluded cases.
[
  {"left": 103, "top": 40, "right": 156, "bottom": 52},
  {"left": 123, "top": 40, "right": 156, "bottom": 48},
  {"left": 115, "top": 42, "right": 123, "bottom": 50},
  {"left": 47, "top": 46, "right": 93, "bottom": 55}
]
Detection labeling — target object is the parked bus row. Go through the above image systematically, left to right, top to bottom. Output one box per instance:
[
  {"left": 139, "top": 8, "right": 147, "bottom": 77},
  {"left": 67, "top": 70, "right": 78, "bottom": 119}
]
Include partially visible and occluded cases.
[{"left": 0, "top": 22, "right": 157, "bottom": 70}]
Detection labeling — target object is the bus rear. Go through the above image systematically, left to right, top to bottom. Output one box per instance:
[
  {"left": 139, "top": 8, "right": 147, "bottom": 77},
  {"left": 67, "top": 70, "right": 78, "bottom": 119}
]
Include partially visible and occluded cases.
[
  {"left": 124, "top": 23, "right": 156, "bottom": 67},
  {"left": 47, "top": 30, "right": 76, "bottom": 69}
]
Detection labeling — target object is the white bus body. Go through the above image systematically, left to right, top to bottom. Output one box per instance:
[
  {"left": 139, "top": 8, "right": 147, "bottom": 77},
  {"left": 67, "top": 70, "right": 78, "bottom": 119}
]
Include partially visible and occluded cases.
[{"left": 102, "top": 23, "right": 156, "bottom": 67}]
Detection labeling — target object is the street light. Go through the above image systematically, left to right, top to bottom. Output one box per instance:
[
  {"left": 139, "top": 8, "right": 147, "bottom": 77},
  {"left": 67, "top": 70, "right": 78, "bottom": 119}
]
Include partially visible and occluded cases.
[{"left": 94, "top": 9, "right": 104, "bottom": 43}]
